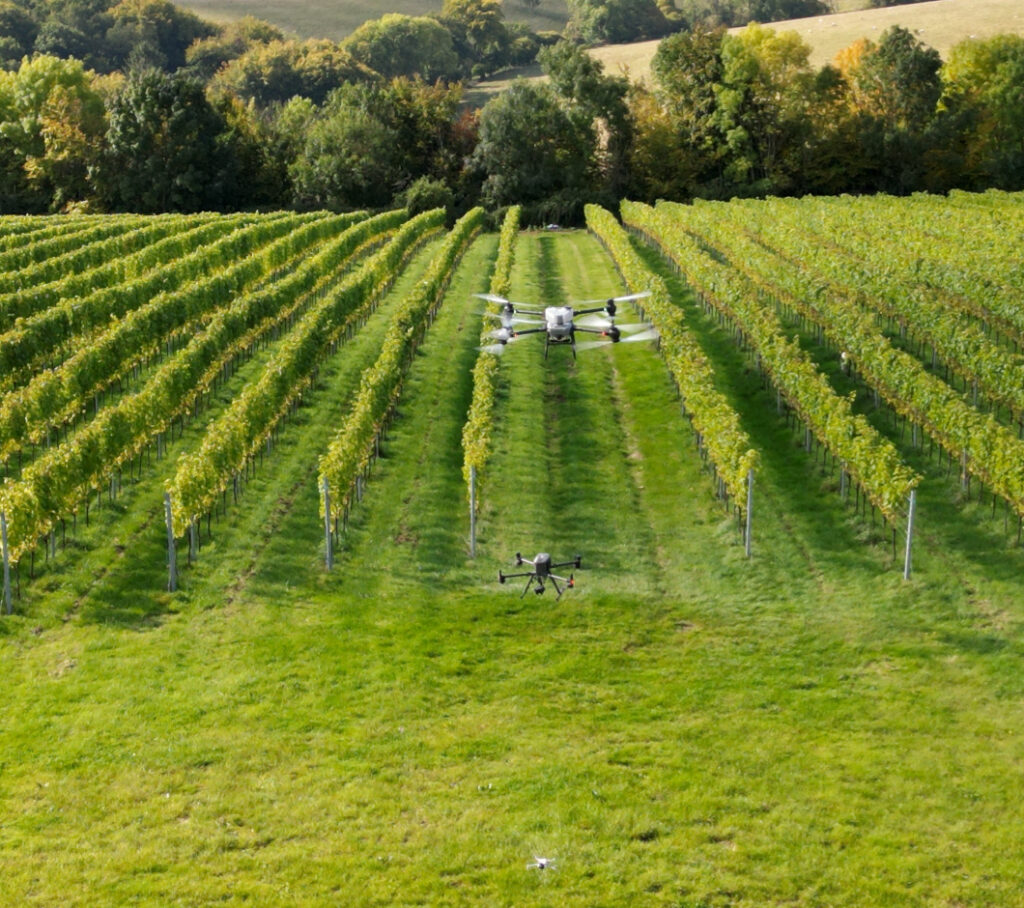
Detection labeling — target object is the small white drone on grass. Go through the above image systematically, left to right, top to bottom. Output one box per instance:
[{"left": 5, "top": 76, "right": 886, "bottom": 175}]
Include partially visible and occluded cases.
[{"left": 527, "top": 855, "right": 554, "bottom": 870}]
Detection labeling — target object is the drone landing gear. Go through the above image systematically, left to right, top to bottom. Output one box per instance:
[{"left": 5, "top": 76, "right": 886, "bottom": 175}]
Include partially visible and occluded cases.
[
  {"left": 498, "top": 552, "right": 581, "bottom": 600},
  {"left": 519, "top": 573, "right": 573, "bottom": 600}
]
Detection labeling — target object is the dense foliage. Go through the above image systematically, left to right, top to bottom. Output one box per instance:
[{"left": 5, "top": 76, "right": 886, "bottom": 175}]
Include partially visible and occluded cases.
[{"left": 0, "top": 0, "right": 1022, "bottom": 215}]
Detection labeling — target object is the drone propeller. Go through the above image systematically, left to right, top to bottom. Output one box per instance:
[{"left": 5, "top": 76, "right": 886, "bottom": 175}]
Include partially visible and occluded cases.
[
  {"left": 575, "top": 291, "right": 652, "bottom": 306},
  {"left": 474, "top": 293, "right": 542, "bottom": 315},
  {"left": 482, "top": 311, "right": 543, "bottom": 327},
  {"left": 576, "top": 314, "right": 652, "bottom": 332},
  {"left": 575, "top": 327, "right": 658, "bottom": 351},
  {"left": 618, "top": 327, "right": 659, "bottom": 344},
  {"left": 477, "top": 333, "right": 527, "bottom": 355},
  {"left": 575, "top": 338, "right": 613, "bottom": 352}
]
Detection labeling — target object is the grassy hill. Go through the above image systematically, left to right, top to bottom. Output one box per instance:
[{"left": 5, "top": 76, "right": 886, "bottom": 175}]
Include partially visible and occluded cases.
[
  {"left": 178, "top": 0, "right": 570, "bottom": 41},
  {"left": 465, "top": 0, "right": 1024, "bottom": 106},
  {"left": 593, "top": 0, "right": 1024, "bottom": 82},
  {"left": 3, "top": 206, "right": 1024, "bottom": 903}
]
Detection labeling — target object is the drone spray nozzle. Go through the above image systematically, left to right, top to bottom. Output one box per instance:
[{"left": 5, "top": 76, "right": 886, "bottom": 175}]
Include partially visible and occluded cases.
[
  {"left": 606, "top": 300, "right": 617, "bottom": 317},
  {"left": 515, "top": 552, "right": 523, "bottom": 565},
  {"left": 498, "top": 570, "right": 506, "bottom": 584}
]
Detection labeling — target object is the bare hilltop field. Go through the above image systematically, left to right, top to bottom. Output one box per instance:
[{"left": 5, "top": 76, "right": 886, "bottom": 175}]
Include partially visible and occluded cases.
[
  {"left": 178, "top": 0, "right": 570, "bottom": 41},
  {"left": 590, "top": 0, "right": 1024, "bottom": 84}
]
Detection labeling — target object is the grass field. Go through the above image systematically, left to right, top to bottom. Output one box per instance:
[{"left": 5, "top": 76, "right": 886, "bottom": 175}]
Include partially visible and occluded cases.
[
  {"left": 178, "top": 0, "right": 569, "bottom": 41},
  {"left": 465, "top": 0, "right": 1024, "bottom": 104},
  {"left": 3, "top": 221, "right": 1024, "bottom": 904}
]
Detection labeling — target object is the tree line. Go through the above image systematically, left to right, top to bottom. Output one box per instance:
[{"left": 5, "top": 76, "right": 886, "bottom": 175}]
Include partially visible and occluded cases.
[{"left": 0, "top": 0, "right": 1021, "bottom": 220}]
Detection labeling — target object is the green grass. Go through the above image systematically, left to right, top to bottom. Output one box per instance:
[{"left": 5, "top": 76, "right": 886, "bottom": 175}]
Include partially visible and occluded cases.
[
  {"left": 178, "top": 0, "right": 569, "bottom": 42},
  {"left": 3, "top": 229, "right": 1024, "bottom": 904}
]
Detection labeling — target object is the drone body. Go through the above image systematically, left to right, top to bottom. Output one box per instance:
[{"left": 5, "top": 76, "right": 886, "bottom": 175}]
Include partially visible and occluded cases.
[
  {"left": 477, "top": 292, "right": 654, "bottom": 359},
  {"left": 500, "top": 552, "right": 581, "bottom": 599}
]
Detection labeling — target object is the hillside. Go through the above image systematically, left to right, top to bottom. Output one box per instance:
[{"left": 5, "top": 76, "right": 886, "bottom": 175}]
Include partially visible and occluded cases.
[
  {"left": 178, "top": 0, "right": 569, "bottom": 41},
  {"left": 463, "top": 0, "right": 1024, "bottom": 105},
  {"left": 591, "top": 0, "right": 1024, "bottom": 82}
]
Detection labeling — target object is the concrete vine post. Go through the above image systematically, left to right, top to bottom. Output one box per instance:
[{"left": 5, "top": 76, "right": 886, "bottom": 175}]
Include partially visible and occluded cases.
[
  {"left": 469, "top": 466, "right": 477, "bottom": 558},
  {"left": 745, "top": 469, "right": 754, "bottom": 559},
  {"left": 322, "top": 476, "right": 333, "bottom": 571},
  {"left": 903, "top": 489, "right": 917, "bottom": 581},
  {"left": 163, "top": 493, "right": 177, "bottom": 593},
  {"left": 1, "top": 511, "right": 11, "bottom": 614}
]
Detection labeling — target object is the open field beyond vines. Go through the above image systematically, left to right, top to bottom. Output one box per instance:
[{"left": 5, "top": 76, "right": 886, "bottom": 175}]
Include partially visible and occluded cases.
[
  {"left": 467, "top": 0, "right": 1024, "bottom": 107},
  {"left": 2, "top": 198, "right": 1024, "bottom": 905}
]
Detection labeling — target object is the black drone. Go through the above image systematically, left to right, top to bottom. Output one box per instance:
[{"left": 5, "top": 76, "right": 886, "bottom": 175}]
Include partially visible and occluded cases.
[
  {"left": 477, "top": 292, "right": 655, "bottom": 359},
  {"left": 499, "top": 552, "right": 581, "bottom": 599}
]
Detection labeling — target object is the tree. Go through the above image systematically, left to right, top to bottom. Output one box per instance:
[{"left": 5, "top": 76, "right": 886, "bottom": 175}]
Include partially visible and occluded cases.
[
  {"left": 105, "top": 0, "right": 216, "bottom": 72},
  {"left": 438, "top": 0, "right": 511, "bottom": 76},
  {"left": 566, "top": 0, "right": 673, "bottom": 45},
  {"left": 0, "top": 2, "right": 39, "bottom": 65},
  {"left": 341, "top": 14, "right": 460, "bottom": 82},
  {"left": 184, "top": 16, "right": 284, "bottom": 81},
  {"left": 710, "top": 23, "right": 816, "bottom": 191},
  {"left": 651, "top": 24, "right": 725, "bottom": 152},
  {"left": 854, "top": 25, "right": 941, "bottom": 131},
  {"left": 943, "top": 35, "right": 1024, "bottom": 188},
  {"left": 211, "top": 39, "right": 372, "bottom": 107},
  {"left": 539, "top": 40, "right": 632, "bottom": 198},
  {"left": 0, "top": 54, "right": 106, "bottom": 211},
  {"left": 96, "top": 70, "right": 237, "bottom": 211},
  {"left": 290, "top": 78, "right": 468, "bottom": 211},
  {"left": 470, "top": 79, "right": 596, "bottom": 222},
  {"left": 290, "top": 92, "right": 401, "bottom": 210}
]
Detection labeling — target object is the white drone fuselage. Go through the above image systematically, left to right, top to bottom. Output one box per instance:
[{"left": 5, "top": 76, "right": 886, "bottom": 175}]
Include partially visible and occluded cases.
[{"left": 544, "top": 306, "right": 575, "bottom": 342}]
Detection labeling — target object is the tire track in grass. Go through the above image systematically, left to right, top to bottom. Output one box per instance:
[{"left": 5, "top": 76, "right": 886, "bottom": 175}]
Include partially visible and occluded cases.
[
  {"left": 541, "top": 230, "right": 664, "bottom": 597},
  {"left": 483, "top": 233, "right": 560, "bottom": 567},
  {"left": 323, "top": 234, "right": 500, "bottom": 593}
]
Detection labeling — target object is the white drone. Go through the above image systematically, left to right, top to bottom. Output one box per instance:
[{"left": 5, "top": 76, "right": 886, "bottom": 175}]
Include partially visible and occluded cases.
[{"left": 476, "top": 292, "right": 656, "bottom": 359}]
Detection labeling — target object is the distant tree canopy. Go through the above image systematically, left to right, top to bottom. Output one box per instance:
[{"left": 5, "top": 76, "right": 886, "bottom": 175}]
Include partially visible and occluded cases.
[
  {"left": 0, "top": 0, "right": 1023, "bottom": 216},
  {"left": 566, "top": 0, "right": 675, "bottom": 45},
  {"left": 341, "top": 14, "right": 460, "bottom": 83},
  {"left": 210, "top": 39, "right": 373, "bottom": 107},
  {"left": 95, "top": 69, "right": 243, "bottom": 211},
  {"left": 291, "top": 79, "right": 470, "bottom": 211},
  {"left": 471, "top": 79, "right": 598, "bottom": 223}
]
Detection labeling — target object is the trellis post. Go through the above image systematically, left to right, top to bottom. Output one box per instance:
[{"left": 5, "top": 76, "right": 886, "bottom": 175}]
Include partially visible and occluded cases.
[
  {"left": 469, "top": 466, "right": 477, "bottom": 558},
  {"left": 744, "top": 469, "right": 754, "bottom": 559},
  {"left": 322, "top": 475, "right": 333, "bottom": 571},
  {"left": 903, "top": 489, "right": 917, "bottom": 581},
  {"left": 163, "top": 493, "right": 177, "bottom": 593},
  {"left": 1, "top": 511, "right": 12, "bottom": 614}
]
